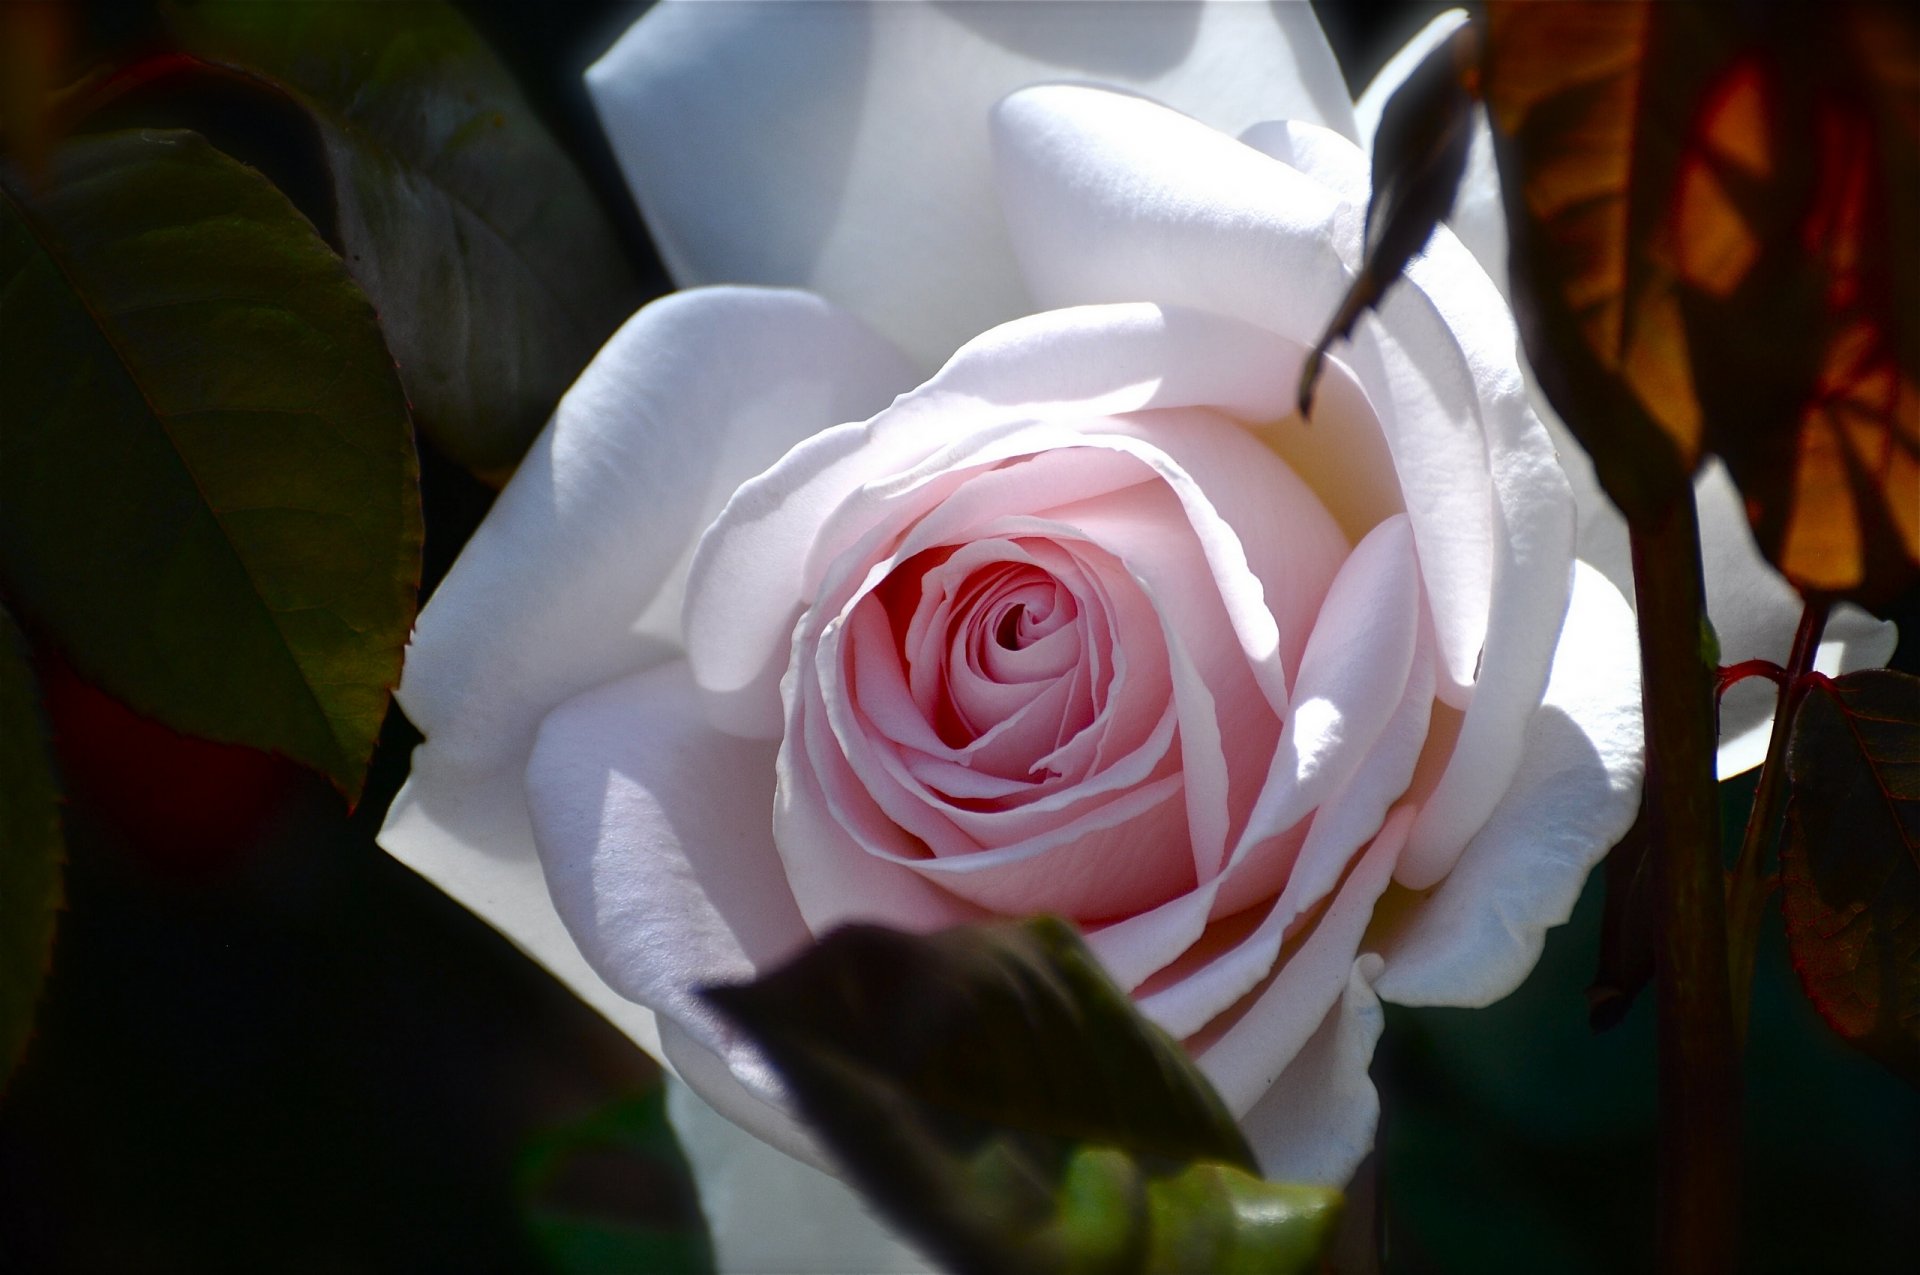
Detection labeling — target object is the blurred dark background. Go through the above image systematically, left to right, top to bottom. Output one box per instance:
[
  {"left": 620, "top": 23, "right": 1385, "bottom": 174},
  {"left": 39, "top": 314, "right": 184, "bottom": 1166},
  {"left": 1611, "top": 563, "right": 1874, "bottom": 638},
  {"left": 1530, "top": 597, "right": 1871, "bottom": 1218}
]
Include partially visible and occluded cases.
[{"left": 1, "top": 2, "right": 1914, "bottom": 1272}]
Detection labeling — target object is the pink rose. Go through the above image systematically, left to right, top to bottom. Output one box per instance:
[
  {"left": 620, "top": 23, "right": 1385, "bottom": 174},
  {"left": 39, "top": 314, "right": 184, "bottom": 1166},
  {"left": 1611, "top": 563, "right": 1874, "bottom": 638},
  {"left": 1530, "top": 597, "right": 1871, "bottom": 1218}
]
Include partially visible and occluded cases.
[{"left": 379, "top": 4, "right": 1885, "bottom": 1264}]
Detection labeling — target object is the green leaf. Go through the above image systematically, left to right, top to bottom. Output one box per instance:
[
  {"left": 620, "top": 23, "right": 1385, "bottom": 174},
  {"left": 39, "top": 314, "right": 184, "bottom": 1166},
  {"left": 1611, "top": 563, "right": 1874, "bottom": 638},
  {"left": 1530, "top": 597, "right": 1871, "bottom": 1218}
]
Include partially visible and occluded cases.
[
  {"left": 165, "top": 0, "right": 640, "bottom": 480},
  {"left": 1300, "top": 15, "right": 1478, "bottom": 417},
  {"left": 0, "top": 128, "right": 420, "bottom": 801},
  {"left": 0, "top": 606, "right": 63, "bottom": 1091},
  {"left": 1781, "top": 669, "right": 1920, "bottom": 1085},
  {"left": 703, "top": 917, "right": 1340, "bottom": 1275},
  {"left": 516, "top": 1085, "right": 715, "bottom": 1275}
]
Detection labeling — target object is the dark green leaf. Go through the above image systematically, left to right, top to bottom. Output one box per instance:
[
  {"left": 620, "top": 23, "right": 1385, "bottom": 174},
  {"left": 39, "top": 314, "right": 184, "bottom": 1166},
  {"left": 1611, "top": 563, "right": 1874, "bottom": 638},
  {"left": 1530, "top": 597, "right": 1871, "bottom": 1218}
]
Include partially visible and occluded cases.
[
  {"left": 165, "top": 0, "right": 640, "bottom": 480},
  {"left": 1299, "top": 16, "right": 1477, "bottom": 417},
  {"left": 0, "top": 128, "right": 420, "bottom": 800},
  {"left": 0, "top": 606, "right": 63, "bottom": 1090},
  {"left": 1781, "top": 669, "right": 1920, "bottom": 1085},
  {"left": 704, "top": 917, "right": 1340, "bottom": 1275},
  {"left": 516, "top": 1084, "right": 715, "bottom": 1275}
]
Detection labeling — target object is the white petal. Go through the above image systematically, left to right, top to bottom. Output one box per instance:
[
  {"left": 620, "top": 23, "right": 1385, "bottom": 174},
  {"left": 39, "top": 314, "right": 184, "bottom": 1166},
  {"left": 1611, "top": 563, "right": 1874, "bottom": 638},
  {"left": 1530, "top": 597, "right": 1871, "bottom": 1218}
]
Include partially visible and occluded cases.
[
  {"left": 589, "top": 0, "right": 1352, "bottom": 369},
  {"left": 992, "top": 86, "right": 1357, "bottom": 350},
  {"left": 990, "top": 91, "right": 1525, "bottom": 709},
  {"left": 380, "top": 288, "right": 904, "bottom": 1061},
  {"left": 1376, "top": 561, "right": 1643, "bottom": 1006},
  {"left": 525, "top": 661, "right": 810, "bottom": 1090},
  {"left": 380, "top": 773, "right": 665, "bottom": 1059},
  {"left": 1193, "top": 806, "right": 1409, "bottom": 1114},
  {"left": 1238, "top": 955, "right": 1387, "bottom": 1185},
  {"left": 664, "top": 1072, "right": 937, "bottom": 1275}
]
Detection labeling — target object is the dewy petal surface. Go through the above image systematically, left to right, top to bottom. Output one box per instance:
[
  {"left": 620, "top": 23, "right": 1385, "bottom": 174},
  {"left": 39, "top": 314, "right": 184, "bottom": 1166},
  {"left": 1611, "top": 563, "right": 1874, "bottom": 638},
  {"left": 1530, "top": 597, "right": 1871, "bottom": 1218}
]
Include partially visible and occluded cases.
[
  {"left": 588, "top": 0, "right": 1354, "bottom": 369},
  {"left": 379, "top": 287, "right": 912, "bottom": 1061}
]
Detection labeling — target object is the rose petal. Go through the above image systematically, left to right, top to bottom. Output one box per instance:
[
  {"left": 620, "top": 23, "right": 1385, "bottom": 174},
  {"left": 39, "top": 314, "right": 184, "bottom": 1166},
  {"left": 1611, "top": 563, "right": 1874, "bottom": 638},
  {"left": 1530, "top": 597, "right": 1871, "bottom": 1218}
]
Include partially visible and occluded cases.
[
  {"left": 589, "top": 0, "right": 1353, "bottom": 369},
  {"left": 991, "top": 85, "right": 1357, "bottom": 352},
  {"left": 990, "top": 89, "right": 1510, "bottom": 708},
  {"left": 379, "top": 288, "right": 909, "bottom": 1061},
  {"left": 693, "top": 304, "right": 1359, "bottom": 764},
  {"left": 1231, "top": 515, "right": 1423, "bottom": 868},
  {"left": 1375, "top": 561, "right": 1643, "bottom": 1005},
  {"left": 525, "top": 661, "right": 809, "bottom": 1093},
  {"left": 1191, "top": 806, "right": 1411, "bottom": 1115},
  {"left": 1237, "top": 954, "right": 1387, "bottom": 1185}
]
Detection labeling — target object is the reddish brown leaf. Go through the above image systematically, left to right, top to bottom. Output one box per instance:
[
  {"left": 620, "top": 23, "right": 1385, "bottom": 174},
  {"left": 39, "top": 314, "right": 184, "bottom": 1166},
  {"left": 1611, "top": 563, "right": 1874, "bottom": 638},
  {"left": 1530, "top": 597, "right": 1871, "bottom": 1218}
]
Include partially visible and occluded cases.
[
  {"left": 1481, "top": 1, "right": 1918, "bottom": 604},
  {"left": 1780, "top": 669, "right": 1920, "bottom": 1086}
]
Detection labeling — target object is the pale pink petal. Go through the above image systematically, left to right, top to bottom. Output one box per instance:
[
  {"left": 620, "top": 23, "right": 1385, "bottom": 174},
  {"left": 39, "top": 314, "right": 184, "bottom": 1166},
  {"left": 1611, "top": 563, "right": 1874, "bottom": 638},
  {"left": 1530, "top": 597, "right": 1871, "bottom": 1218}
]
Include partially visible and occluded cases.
[
  {"left": 589, "top": 0, "right": 1352, "bottom": 368},
  {"left": 379, "top": 288, "right": 909, "bottom": 1062},
  {"left": 1231, "top": 517, "right": 1423, "bottom": 871},
  {"left": 1376, "top": 562, "right": 1643, "bottom": 1006},
  {"left": 524, "top": 661, "right": 810, "bottom": 1091},
  {"left": 779, "top": 676, "right": 984, "bottom": 936},
  {"left": 1139, "top": 789, "right": 1415, "bottom": 1041},
  {"left": 1191, "top": 807, "right": 1411, "bottom": 1114},
  {"left": 1237, "top": 955, "right": 1387, "bottom": 1185}
]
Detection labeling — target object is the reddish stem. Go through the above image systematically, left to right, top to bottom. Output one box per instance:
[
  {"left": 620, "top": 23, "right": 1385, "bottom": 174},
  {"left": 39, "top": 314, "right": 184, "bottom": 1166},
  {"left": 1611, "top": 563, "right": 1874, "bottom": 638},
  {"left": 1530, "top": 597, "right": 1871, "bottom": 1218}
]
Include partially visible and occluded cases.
[
  {"left": 1724, "top": 601, "right": 1830, "bottom": 1044},
  {"left": 1715, "top": 659, "right": 1785, "bottom": 697}
]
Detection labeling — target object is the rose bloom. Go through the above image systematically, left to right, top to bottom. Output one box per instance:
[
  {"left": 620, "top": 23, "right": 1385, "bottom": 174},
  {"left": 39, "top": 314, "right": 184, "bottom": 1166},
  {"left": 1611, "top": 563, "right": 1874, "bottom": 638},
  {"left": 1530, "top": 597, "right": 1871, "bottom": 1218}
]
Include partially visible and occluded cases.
[{"left": 380, "top": 3, "right": 1894, "bottom": 1268}]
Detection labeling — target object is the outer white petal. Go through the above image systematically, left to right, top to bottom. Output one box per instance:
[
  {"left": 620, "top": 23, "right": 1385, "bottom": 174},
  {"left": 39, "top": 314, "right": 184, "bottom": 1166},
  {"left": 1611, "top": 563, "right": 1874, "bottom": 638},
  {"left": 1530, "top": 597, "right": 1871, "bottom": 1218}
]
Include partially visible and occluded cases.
[
  {"left": 589, "top": 0, "right": 1353, "bottom": 369},
  {"left": 378, "top": 287, "right": 911, "bottom": 1061},
  {"left": 1375, "top": 561, "right": 1643, "bottom": 1006},
  {"left": 525, "top": 662, "right": 811, "bottom": 1095},
  {"left": 665, "top": 1074, "right": 935, "bottom": 1275}
]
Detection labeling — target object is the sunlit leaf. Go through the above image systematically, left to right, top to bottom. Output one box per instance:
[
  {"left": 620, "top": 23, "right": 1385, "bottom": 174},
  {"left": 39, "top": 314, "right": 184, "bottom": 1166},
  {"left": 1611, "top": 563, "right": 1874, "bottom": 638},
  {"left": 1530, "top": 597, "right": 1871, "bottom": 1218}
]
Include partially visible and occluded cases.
[
  {"left": 164, "top": 0, "right": 640, "bottom": 481},
  {"left": 1480, "top": 1, "right": 1918, "bottom": 603},
  {"left": 1300, "top": 16, "right": 1478, "bottom": 416},
  {"left": 0, "top": 129, "right": 420, "bottom": 800},
  {"left": 0, "top": 607, "right": 63, "bottom": 1092},
  {"left": 1781, "top": 669, "right": 1920, "bottom": 1085},
  {"left": 704, "top": 918, "right": 1340, "bottom": 1275}
]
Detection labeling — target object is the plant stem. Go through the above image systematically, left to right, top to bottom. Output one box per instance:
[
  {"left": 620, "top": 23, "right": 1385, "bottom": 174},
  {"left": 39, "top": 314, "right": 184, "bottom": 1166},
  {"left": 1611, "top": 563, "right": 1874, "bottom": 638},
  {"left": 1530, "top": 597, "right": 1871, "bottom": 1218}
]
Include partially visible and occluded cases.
[
  {"left": 1629, "top": 490, "right": 1739, "bottom": 1275},
  {"left": 1724, "top": 600, "right": 1829, "bottom": 1044}
]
